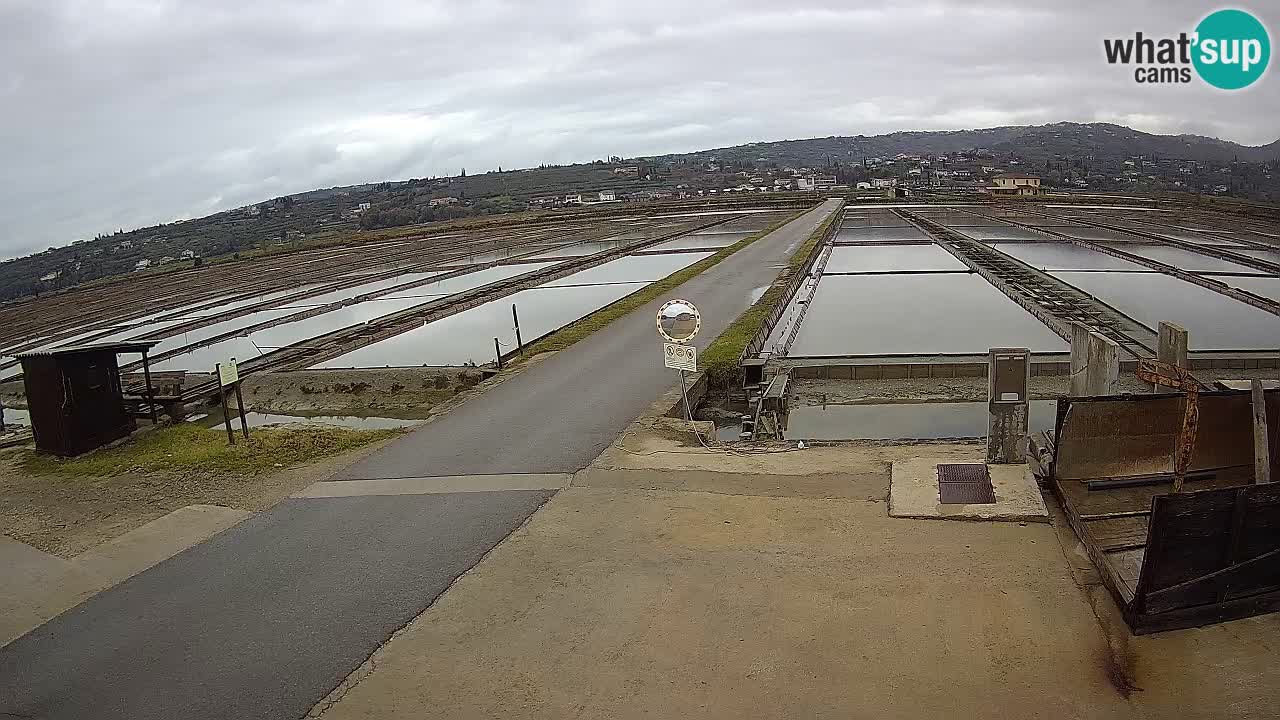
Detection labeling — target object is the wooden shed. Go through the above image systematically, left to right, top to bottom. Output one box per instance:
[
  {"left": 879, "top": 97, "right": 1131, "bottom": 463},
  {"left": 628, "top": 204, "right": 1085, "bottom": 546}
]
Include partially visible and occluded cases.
[{"left": 16, "top": 341, "right": 160, "bottom": 457}]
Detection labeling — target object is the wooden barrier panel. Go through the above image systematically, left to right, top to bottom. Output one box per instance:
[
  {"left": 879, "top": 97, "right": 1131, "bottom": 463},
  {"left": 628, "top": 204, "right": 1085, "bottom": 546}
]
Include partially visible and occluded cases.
[{"left": 1132, "top": 483, "right": 1280, "bottom": 633}]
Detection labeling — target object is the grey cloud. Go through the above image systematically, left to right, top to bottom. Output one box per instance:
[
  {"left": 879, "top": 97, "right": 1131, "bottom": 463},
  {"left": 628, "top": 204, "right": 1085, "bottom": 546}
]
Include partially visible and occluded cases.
[{"left": 1, "top": 0, "right": 1276, "bottom": 256}]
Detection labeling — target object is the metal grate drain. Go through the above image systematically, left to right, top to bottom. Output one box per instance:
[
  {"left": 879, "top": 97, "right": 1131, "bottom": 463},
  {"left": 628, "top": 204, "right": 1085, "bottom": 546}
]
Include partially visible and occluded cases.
[{"left": 937, "top": 463, "right": 996, "bottom": 504}]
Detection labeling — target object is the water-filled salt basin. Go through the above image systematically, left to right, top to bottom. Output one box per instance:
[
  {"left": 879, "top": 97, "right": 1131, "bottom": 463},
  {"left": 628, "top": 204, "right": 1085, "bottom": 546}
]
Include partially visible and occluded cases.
[
  {"left": 834, "top": 226, "right": 930, "bottom": 243},
  {"left": 954, "top": 226, "right": 1054, "bottom": 242},
  {"left": 1055, "top": 227, "right": 1146, "bottom": 243},
  {"left": 644, "top": 233, "right": 744, "bottom": 252},
  {"left": 522, "top": 240, "right": 630, "bottom": 260},
  {"left": 986, "top": 242, "right": 1150, "bottom": 271},
  {"left": 823, "top": 244, "right": 966, "bottom": 273},
  {"left": 1097, "top": 244, "right": 1263, "bottom": 274},
  {"left": 310, "top": 248, "right": 715, "bottom": 367},
  {"left": 1230, "top": 248, "right": 1280, "bottom": 264},
  {"left": 378, "top": 264, "right": 546, "bottom": 299},
  {"left": 1052, "top": 271, "right": 1280, "bottom": 350},
  {"left": 275, "top": 272, "right": 444, "bottom": 309},
  {"left": 788, "top": 273, "right": 1068, "bottom": 356},
  {"left": 1204, "top": 275, "right": 1280, "bottom": 303},
  {"left": 313, "top": 281, "right": 649, "bottom": 367},
  {"left": 150, "top": 296, "right": 434, "bottom": 372},
  {"left": 783, "top": 400, "right": 1057, "bottom": 440}
]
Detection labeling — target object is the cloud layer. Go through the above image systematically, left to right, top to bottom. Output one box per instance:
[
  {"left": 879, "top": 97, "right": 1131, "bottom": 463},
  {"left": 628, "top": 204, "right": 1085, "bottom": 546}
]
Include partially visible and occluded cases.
[{"left": 2, "top": 0, "right": 1276, "bottom": 256}]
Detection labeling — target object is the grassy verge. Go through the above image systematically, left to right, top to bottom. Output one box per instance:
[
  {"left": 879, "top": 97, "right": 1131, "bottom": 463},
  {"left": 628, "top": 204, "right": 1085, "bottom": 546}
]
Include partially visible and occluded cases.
[
  {"left": 519, "top": 206, "right": 815, "bottom": 358},
  {"left": 698, "top": 207, "right": 840, "bottom": 383},
  {"left": 18, "top": 423, "right": 399, "bottom": 477}
]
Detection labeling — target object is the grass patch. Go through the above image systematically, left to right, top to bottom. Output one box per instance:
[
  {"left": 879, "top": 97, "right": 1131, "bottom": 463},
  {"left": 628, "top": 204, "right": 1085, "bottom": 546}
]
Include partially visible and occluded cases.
[
  {"left": 521, "top": 206, "right": 815, "bottom": 357},
  {"left": 699, "top": 207, "right": 840, "bottom": 383},
  {"left": 18, "top": 423, "right": 399, "bottom": 477}
]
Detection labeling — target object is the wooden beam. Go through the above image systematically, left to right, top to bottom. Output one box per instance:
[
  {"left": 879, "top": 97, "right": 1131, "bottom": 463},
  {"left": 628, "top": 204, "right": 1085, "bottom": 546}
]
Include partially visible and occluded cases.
[{"left": 1253, "top": 379, "right": 1272, "bottom": 484}]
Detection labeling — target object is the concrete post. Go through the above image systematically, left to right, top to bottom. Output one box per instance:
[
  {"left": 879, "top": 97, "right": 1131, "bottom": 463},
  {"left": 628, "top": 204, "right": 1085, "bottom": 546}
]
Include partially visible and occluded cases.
[
  {"left": 1155, "top": 321, "right": 1189, "bottom": 392},
  {"left": 1069, "top": 322, "right": 1091, "bottom": 397},
  {"left": 1084, "top": 332, "right": 1119, "bottom": 396},
  {"left": 987, "top": 348, "right": 1030, "bottom": 464}
]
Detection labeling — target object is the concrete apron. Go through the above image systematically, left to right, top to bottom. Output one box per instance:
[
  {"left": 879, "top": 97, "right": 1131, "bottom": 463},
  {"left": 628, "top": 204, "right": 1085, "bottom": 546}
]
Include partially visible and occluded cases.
[{"left": 1, "top": 505, "right": 251, "bottom": 648}]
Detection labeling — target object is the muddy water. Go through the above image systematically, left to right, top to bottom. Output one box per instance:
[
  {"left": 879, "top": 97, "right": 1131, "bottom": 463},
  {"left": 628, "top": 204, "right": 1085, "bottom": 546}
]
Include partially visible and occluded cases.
[{"left": 783, "top": 400, "right": 1057, "bottom": 440}]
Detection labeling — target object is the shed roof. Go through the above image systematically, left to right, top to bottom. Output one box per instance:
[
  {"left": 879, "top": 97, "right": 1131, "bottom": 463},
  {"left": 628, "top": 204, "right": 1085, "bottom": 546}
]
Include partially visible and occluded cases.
[{"left": 15, "top": 341, "right": 160, "bottom": 359}]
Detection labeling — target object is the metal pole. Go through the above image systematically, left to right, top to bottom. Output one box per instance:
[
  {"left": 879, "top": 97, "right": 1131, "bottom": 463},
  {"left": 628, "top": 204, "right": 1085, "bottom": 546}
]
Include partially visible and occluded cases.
[
  {"left": 512, "top": 304, "right": 523, "bottom": 356},
  {"left": 494, "top": 338, "right": 503, "bottom": 369},
  {"left": 141, "top": 348, "right": 158, "bottom": 423},
  {"left": 678, "top": 368, "right": 693, "bottom": 422},
  {"left": 234, "top": 380, "right": 250, "bottom": 441}
]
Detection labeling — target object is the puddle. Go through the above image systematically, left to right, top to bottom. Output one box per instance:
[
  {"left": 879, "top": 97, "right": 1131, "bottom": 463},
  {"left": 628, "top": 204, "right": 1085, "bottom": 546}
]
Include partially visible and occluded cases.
[
  {"left": 824, "top": 244, "right": 965, "bottom": 273},
  {"left": 1053, "top": 271, "right": 1280, "bottom": 350},
  {"left": 788, "top": 273, "right": 1068, "bottom": 356},
  {"left": 783, "top": 400, "right": 1057, "bottom": 440},
  {"left": 193, "top": 410, "right": 423, "bottom": 431}
]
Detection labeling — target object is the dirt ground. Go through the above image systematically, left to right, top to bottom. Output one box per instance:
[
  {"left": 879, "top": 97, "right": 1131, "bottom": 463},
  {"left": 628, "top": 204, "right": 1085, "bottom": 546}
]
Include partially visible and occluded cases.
[
  {"left": 2, "top": 367, "right": 487, "bottom": 420},
  {"left": 215, "top": 367, "right": 485, "bottom": 416},
  {"left": 0, "top": 437, "right": 394, "bottom": 558},
  {"left": 313, "top": 462, "right": 1280, "bottom": 719}
]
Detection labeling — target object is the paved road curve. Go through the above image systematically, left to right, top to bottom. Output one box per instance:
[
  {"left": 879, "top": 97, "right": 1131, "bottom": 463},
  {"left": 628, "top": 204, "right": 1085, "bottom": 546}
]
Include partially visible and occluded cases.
[
  {"left": 339, "top": 198, "right": 842, "bottom": 479},
  {"left": 0, "top": 199, "right": 841, "bottom": 720}
]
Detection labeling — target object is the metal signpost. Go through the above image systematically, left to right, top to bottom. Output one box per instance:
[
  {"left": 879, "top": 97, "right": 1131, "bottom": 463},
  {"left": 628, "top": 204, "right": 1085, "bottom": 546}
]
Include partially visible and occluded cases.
[
  {"left": 657, "top": 299, "right": 701, "bottom": 421},
  {"left": 215, "top": 358, "right": 250, "bottom": 445}
]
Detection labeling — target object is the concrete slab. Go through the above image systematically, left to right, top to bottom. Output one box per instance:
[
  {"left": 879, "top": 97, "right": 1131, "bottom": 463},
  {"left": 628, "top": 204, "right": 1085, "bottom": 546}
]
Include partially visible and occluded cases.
[
  {"left": 889, "top": 458, "right": 1048, "bottom": 522},
  {"left": 574, "top": 467, "right": 885, "bottom": 500},
  {"left": 299, "top": 473, "right": 572, "bottom": 497},
  {"left": 311, "top": 485, "right": 1265, "bottom": 720},
  {"left": 1, "top": 505, "right": 250, "bottom": 648},
  {"left": 73, "top": 505, "right": 252, "bottom": 586},
  {"left": 1, "top": 536, "right": 73, "bottom": 591}
]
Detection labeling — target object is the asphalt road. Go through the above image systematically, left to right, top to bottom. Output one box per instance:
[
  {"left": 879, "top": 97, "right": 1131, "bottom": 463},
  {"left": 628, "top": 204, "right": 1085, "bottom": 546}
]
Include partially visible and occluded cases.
[
  {"left": 339, "top": 198, "right": 842, "bottom": 479},
  {"left": 0, "top": 199, "right": 841, "bottom": 720},
  {"left": 0, "top": 491, "right": 555, "bottom": 720}
]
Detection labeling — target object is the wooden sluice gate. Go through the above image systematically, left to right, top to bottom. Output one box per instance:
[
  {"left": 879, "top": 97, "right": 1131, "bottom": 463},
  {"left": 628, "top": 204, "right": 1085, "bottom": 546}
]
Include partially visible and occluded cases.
[{"left": 1045, "top": 385, "right": 1280, "bottom": 633}]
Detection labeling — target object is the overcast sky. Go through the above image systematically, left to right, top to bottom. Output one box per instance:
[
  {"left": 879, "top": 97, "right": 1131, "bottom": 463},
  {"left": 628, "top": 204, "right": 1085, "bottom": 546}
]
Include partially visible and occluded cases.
[{"left": 1, "top": 0, "right": 1276, "bottom": 258}]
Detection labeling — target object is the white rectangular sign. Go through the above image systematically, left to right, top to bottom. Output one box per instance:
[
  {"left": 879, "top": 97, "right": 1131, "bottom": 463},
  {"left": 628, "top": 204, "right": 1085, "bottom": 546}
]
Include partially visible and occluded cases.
[
  {"left": 663, "top": 342, "right": 696, "bottom": 372},
  {"left": 217, "top": 358, "right": 239, "bottom": 387}
]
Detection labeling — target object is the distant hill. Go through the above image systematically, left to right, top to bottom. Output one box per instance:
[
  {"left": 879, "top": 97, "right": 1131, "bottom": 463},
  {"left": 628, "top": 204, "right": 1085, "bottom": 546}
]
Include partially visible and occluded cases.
[
  {"left": 3, "top": 122, "right": 1277, "bottom": 303},
  {"left": 656, "top": 122, "right": 1280, "bottom": 167}
]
